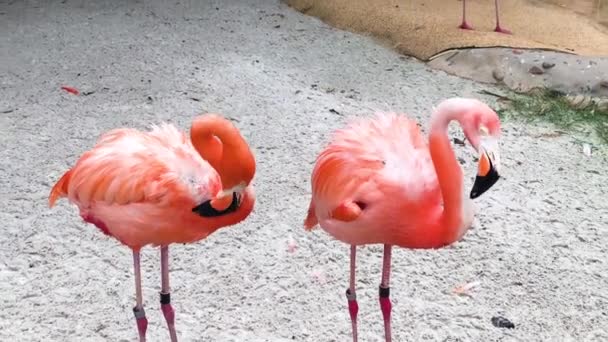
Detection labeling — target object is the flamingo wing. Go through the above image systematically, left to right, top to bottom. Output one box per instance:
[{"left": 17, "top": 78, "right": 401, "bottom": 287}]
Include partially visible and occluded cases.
[
  {"left": 305, "top": 112, "right": 440, "bottom": 229},
  {"left": 49, "top": 124, "right": 219, "bottom": 209}
]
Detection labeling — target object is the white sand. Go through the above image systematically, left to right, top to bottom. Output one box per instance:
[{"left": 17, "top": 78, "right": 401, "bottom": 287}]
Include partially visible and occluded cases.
[{"left": 1, "top": 0, "right": 607, "bottom": 341}]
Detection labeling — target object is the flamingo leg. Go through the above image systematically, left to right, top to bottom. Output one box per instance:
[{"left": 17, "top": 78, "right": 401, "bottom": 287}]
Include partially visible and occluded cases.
[
  {"left": 459, "top": 0, "right": 474, "bottom": 30},
  {"left": 494, "top": 0, "right": 512, "bottom": 34},
  {"left": 379, "top": 244, "right": 393, "bottom": 342},
  {"left": 345, "top": 245, "right": 359, "bottom": 342},
  {"left": 160, "top": 246, "right": 178, "bottom": 342},
  {"left": 132, "top": 250, "right": 148, "bottom": 342}
]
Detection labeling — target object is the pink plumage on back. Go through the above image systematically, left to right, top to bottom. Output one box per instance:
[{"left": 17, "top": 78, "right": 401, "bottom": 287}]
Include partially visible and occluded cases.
[
  {"left": 305, "top": 113, "right": 443, "bottom": 246},
  {"left": 51, "top": 123, "right": 224, "bottom": 248},
  {"left": 73, "top": 125, "right": 218, "bottom": 204}
]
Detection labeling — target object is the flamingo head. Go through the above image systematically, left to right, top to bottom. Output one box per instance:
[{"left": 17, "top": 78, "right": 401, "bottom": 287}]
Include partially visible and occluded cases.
[{"left": 460, "top": 103, "right": 502, "bottom": 199}]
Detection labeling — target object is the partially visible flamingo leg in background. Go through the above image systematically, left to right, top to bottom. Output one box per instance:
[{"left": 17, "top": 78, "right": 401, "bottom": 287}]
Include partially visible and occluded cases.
[
  {"left": 459, "top": 0, "right": 474, "bottom": 30},
  {"left": 494, "top": 0, "right": 512, "bottom": 34},
  {"left": 379, "top": 244, "right": 393, "bottom": 342},
  {"left": 346, "top": 245, "right": 359, "bottom": 342},
  {"left": 160, "top": 246, "right": 178, "bottom": 342},
  {"left": 133, "top": 251, "right": 148, "bottom": 342}
]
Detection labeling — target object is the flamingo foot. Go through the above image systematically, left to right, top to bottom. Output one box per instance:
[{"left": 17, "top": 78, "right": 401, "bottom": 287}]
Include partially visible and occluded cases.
[
  {"left": 459, "top": 21, "right": 474, "bottom": 30},
  {"left": 494, "top": 25, "right": 512, "bottom": 34},
  {"left": 379, "top": 286, "right": 392, "bottom": 342},
  {"left": 346, "top": 289, "right": 359, "bottom": 342},
  {"left": 160, "top": 292, "right": 178, "bottom": 342},
  {"left": 133, "top": 306, "right": 148, "bottom": 342}
]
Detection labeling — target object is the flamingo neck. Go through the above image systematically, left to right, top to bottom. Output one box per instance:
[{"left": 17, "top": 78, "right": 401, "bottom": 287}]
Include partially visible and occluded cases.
[
  {"left": 427, "top": 110, "right": 465, "bottom": 246},
  {"left": 190, "top": 115, "right": 255, "bottom": 189},
  {"left": 191, "top": 116, "right": 235, "bottom": 167}
]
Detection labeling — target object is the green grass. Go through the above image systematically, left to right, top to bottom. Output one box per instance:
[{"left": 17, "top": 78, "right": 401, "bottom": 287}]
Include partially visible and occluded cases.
[{"left": 494, "top": 89, "right": 608, "bottom": 144}]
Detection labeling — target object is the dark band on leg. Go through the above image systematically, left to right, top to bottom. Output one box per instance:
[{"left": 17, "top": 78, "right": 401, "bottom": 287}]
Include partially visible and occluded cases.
[
  {"left": 379, "top": 286, "right": 390, "bottom": 298},
  {"left": 345, "top": 288, "right": 357, "bottom": 301},
  {"left": 160, "top": 292, "right": 171, "bottom": 305},
  {"left": 133, "top": 306, "right": 146, "bottom": 319}
]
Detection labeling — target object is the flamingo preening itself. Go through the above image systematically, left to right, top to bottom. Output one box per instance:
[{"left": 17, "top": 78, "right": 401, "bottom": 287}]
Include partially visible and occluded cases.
[
  {"left": 460, "top": 0, "right": 512, "bottom": 34},
  {"left": 304, "top": 98, "right": 502, "bottom": 342},
  {"left": 48, "top": 114, "right": 256, "bottom": 342}
]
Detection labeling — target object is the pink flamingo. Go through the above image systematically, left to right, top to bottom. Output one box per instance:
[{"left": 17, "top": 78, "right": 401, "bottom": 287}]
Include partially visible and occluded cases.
[
  {"left": 460, "top": 0, "right": 512, "bottom": 34},
  {"left": 304, "top": 98, "right": 502, "bottom": 341},
  {"left": 48, "top": 114, "right": 256, "bottom": 342}
]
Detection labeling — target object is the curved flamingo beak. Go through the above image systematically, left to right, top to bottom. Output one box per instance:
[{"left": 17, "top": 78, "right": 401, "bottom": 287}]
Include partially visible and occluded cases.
[
  {"left": 470, "top": 137, "right": 501, "bottom": 199},
  {"left": 192, "top": 191, "right": 242, "bottom": 217}
]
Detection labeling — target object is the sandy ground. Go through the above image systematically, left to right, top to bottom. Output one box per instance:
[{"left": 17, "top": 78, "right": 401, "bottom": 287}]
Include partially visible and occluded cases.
[
  {"left": 1, "top": 0, "right": 608, "bottom": 341},
  {"left": 285, "top": 0, "right": 608, "bottom": 60},
  {"left": 285, "top": 0, "right": 608, "bottom": 96}
]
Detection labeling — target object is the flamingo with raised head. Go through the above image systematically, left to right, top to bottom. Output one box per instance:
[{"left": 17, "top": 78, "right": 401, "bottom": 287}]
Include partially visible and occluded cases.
[
  {"left": 460, "top": 0, "right": 511, "bottom": 34},
  {"left": 304, "top": 98, "right": 502, "bottom": 342},
  {"left": 48, "top": 114, "right": 256, "bottom": 342}
]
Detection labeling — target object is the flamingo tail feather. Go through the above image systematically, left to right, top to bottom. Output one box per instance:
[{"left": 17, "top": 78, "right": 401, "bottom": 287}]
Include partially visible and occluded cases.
[
  {"left": 48, "top": 169, "right": 72, "bottom": 207},
  {"left": 304, "top": 201, "right": 318, "bottom": 230}
]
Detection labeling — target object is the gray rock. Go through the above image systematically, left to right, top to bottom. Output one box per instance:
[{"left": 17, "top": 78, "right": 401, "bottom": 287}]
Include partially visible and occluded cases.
[
  {"left": 427, "top": 47, "right": 608, "bottom": 97},
  {"left": 542, "top": 62, "right": 555, "bottom": 69},
  {"left": 529, "top": 66, "right": 544, "bottom": 75},
  {"left": 492, "top": 69, "right": 505, "bottom": 81}
]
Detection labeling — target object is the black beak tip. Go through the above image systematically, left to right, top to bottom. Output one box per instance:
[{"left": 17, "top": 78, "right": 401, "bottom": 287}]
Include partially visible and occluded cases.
[
  {"left": 469, "top": 172, "right": 500, "bottom": 199},
  {"left": 469, "top": 189, "right": 481, "bottom": 199},
  {"left": 192, "top": 192, "right": 240, "bottom": 217},
  {"left": 192, "top": 200, "right": 218, "bottom": 217}
]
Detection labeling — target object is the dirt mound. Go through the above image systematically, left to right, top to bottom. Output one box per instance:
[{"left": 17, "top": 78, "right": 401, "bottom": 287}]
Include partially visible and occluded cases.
[{"left": 285, "top": 0, "right": 608, "bottom": 61}]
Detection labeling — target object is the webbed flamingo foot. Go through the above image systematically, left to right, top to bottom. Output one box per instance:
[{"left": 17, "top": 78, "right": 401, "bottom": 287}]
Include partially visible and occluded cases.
[
  {"left": 459, "top": 0, "right": 474, "bottom": 30},
  {"left": 494, "top": 0, "right": 512, "bottom": 34},
  {"left": 459, "top": 21, "right": 474, "bottom": 30},
  {"left": 494, "top": 25, "right": 512, "bottom": 34}
]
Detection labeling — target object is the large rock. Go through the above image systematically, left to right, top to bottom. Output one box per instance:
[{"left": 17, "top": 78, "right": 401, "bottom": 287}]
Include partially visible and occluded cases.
[{"left": 427, "top": 47, "right": 608, "bottom": 97}]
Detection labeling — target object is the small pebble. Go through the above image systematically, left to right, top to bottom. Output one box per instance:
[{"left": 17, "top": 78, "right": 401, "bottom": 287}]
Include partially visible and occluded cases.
[
  {"left": 541, "top": 62, "right": 555, "bottom": 69},
  {"left": 528, "top": 66, "right": 544, "bottom": 75},
  {"left": 492, "top": 69, "right": 504, "bottom": 82},
  {"left": 452, "top": 137, "right": 466, "bottom": 146},
  {"left": 582, "top": 144, "right": 591, "bottom": 157},
  {"left": 491, "top": 316, "right": 515, "bottom": 329}
]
